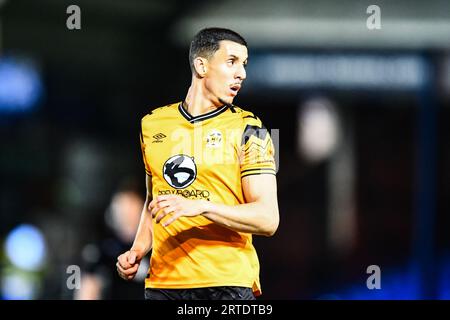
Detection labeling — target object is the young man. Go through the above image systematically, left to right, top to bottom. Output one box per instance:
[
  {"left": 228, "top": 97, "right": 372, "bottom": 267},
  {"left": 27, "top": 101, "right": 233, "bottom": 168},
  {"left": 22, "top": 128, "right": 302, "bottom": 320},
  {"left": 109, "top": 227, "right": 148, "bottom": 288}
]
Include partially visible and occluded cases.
[{"left": 116, "top": 27, "right": 279, "bottom": 300}]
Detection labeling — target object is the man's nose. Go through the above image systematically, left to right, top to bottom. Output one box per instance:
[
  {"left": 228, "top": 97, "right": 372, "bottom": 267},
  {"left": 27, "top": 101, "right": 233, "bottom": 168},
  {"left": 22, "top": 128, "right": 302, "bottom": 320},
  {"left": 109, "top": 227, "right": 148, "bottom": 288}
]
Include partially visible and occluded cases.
[{"left": 235, "top": 65, "right": 246, "bottom": 80}]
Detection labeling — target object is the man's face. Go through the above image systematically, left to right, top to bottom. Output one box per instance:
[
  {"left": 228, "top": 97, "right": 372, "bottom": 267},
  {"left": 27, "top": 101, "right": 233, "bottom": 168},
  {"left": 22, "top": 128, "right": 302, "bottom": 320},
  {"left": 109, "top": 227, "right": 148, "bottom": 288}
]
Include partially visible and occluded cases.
[{"left": 204, "top": 40, "right": 248, "bottom": 105}]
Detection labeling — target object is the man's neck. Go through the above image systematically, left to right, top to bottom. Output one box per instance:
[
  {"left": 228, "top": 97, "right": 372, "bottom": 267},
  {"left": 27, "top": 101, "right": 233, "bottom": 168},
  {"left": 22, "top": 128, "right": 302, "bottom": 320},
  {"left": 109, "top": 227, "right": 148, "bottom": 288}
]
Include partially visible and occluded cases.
[{"left": 183, "top": 81, "right": 223, "bottom": 117}]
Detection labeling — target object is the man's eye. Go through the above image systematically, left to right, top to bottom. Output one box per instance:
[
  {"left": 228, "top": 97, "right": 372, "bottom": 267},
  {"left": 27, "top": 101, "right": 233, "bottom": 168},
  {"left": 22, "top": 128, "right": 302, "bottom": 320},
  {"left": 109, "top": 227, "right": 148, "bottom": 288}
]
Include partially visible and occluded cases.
[{"left": 228, "top": 60, "right": 234, "bottom": 65}]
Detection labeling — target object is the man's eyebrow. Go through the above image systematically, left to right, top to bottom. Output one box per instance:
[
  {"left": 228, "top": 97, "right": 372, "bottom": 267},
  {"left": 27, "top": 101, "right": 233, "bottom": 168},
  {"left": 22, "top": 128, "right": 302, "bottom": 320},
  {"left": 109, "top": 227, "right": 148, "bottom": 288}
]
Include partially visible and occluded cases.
[{"left": 228, "top": 54, "right": 249, "bottom": 63}]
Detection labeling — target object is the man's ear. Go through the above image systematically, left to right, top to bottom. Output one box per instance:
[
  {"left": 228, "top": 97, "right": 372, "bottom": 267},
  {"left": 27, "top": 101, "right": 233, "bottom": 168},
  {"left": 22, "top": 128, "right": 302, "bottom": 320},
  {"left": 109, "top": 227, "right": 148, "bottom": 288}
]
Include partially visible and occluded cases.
[{"left": 194, "top": 57, "right": 207, "bottom": 77}]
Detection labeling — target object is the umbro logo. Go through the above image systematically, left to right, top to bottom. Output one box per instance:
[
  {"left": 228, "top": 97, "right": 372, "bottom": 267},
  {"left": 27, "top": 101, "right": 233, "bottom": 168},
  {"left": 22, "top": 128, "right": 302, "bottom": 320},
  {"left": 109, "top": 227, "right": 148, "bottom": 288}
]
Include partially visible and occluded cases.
[{"left": 152, "top": 133, "right": 166, "bottom": 143}]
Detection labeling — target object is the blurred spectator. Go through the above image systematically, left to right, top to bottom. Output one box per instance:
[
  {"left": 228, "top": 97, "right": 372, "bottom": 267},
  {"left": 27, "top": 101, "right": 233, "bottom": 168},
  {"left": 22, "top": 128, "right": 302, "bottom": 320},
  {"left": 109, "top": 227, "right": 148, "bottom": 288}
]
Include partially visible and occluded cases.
[{"left": 74, "top": 178, "right": 148, "bottom": 300}]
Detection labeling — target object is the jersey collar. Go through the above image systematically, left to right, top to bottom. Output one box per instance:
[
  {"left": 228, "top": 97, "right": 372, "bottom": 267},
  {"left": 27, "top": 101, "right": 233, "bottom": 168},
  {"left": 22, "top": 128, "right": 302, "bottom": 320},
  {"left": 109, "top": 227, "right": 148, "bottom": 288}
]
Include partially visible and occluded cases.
[{"left": 178, "top": 102, "right": 229, "bottom": 124}]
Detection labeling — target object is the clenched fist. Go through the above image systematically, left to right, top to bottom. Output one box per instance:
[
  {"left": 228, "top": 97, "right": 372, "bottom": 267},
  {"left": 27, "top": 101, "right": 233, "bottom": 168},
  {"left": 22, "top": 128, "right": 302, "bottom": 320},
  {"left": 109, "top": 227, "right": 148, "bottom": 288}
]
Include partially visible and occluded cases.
[{"left": 116, "top": 250, "right": 143, "bottom": 281}]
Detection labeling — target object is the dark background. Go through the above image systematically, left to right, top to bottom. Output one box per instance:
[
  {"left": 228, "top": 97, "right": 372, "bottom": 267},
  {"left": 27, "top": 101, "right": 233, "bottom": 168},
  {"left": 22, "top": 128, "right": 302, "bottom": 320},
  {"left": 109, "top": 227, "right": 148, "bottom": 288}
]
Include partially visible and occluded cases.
[{"left": 0, "top": 0, "right": 449, "bottom": 299}]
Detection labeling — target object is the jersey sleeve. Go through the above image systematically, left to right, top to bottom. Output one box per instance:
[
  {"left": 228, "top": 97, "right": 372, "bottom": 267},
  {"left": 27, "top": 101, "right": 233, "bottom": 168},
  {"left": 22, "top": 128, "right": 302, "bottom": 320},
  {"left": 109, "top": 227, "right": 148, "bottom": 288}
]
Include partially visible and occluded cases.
[
  {"left": 239, "top": 114, "right": 277, "bottom": 178},
  {"left": 140, "top": 117, "right": 152, "bottom": 176}
]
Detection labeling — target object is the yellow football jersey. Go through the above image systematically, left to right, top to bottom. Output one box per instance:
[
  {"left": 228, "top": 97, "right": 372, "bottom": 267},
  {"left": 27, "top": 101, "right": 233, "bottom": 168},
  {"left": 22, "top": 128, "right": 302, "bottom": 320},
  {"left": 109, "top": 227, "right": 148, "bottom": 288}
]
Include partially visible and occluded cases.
[{"left": 140, "top": 102, "right": 276, "bottom": 296}]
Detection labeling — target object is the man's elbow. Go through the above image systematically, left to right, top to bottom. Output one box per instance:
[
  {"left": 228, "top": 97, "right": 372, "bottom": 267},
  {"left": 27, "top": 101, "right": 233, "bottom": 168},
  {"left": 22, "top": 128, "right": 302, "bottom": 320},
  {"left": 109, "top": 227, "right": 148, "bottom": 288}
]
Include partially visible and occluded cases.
[
  {"left": 261, "top": 212, "right": 279, "bottom": 237},
  {"left": 264, "top": 223, "right": 279, "bottom": 237}
]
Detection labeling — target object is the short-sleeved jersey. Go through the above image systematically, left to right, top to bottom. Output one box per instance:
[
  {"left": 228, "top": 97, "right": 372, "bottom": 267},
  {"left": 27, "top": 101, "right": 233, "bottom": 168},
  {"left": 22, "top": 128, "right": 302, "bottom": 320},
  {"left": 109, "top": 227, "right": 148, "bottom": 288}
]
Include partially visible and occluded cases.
[{"left": 140, "top": 102, "right": 276, "bottom": 296}]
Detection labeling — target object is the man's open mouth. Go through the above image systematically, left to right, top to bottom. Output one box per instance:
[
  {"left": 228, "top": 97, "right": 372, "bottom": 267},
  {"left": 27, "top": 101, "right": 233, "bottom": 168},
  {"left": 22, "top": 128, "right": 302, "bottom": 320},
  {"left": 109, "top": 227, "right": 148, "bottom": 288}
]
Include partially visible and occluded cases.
[{"left": 230, "top": 84, "right": 241, "bottom": 94}]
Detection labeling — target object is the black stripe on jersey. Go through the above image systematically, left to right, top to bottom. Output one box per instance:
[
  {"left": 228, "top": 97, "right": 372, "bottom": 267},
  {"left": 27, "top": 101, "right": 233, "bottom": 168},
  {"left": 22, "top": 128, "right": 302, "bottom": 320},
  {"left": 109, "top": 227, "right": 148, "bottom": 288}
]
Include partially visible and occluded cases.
[
  {"left": 178, "top": 103, "right": 229, "bottom": 123},
  {"left": 243, "top": 113, "right": 258, "bottom": 120},
  {"left": 241, "top": 124, "right": 269, "bottom": 145},
  {"left": 243, "top": 138, "right": 272, "bottom": 153},
  {"left": 241, "top": 168, "right": 276, "bottom": 175},
  {"left": 241, "top": 168, "right": 276, "bottom": 178},
  {"left": 242, "top": 172, "right": 276, "bottom": 178}
]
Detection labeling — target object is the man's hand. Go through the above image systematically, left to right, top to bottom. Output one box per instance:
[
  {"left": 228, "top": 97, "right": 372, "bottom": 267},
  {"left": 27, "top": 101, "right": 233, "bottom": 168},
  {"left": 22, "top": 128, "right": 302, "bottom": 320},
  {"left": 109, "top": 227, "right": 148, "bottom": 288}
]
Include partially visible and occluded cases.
[
  {"left": 149, "top": 195, "right": 208, "bottom": 227},
  {"left": 116, "top": 250, "right": 143, "bottom": 281}
]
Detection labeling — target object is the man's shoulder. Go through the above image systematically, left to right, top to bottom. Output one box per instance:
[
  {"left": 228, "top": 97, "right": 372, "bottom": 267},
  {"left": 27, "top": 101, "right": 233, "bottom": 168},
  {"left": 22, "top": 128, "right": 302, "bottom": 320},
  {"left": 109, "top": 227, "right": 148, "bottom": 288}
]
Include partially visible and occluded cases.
[
  {"left": 141, "top": 102, "right": 180, "bottom": 123},
  {"left": 231, "top": 105, "right": 263, "bottom": 127}
]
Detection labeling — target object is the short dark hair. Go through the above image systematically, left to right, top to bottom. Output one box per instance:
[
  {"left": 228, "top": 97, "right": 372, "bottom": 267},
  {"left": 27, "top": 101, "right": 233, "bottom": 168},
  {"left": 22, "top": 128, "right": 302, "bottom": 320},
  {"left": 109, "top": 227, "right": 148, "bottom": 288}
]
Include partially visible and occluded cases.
[{"left": 189, "top": 27, "right": 247, "bottom": 73}]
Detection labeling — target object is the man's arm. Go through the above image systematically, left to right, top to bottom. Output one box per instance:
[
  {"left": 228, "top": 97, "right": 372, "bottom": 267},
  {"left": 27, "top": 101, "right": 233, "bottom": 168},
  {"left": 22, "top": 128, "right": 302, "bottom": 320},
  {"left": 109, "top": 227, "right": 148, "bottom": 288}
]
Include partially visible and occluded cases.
[
  {"left": 117, "top": 174, "right": 153, "bottom": 280},
  {"left": 130, "top": 174, "right": 154, "bottom": 254},
  {"left": 151, "top": 174, "right": 279, "bottom": 237},
  {"left": 202, "top": 174, "right": 279, "bottom": 236}
]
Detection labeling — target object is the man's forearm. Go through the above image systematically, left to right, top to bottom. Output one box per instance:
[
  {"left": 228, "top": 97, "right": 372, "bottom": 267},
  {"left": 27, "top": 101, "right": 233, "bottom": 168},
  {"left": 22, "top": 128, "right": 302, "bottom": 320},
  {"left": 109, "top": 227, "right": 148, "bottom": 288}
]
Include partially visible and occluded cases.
[
  {"left": 131, "top": 199, "right": 153, "bottom": 255},
  {"left": 202, "top": 200, "right": 279, "bottom": 236}
]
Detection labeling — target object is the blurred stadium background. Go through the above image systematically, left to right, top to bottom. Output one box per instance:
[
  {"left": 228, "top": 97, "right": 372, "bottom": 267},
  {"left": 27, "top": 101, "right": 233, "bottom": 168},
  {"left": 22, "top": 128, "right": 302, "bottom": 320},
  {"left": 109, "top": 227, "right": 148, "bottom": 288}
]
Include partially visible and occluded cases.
[{"left": 0, "top": 0, "right": 449, "bottom": 299}]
